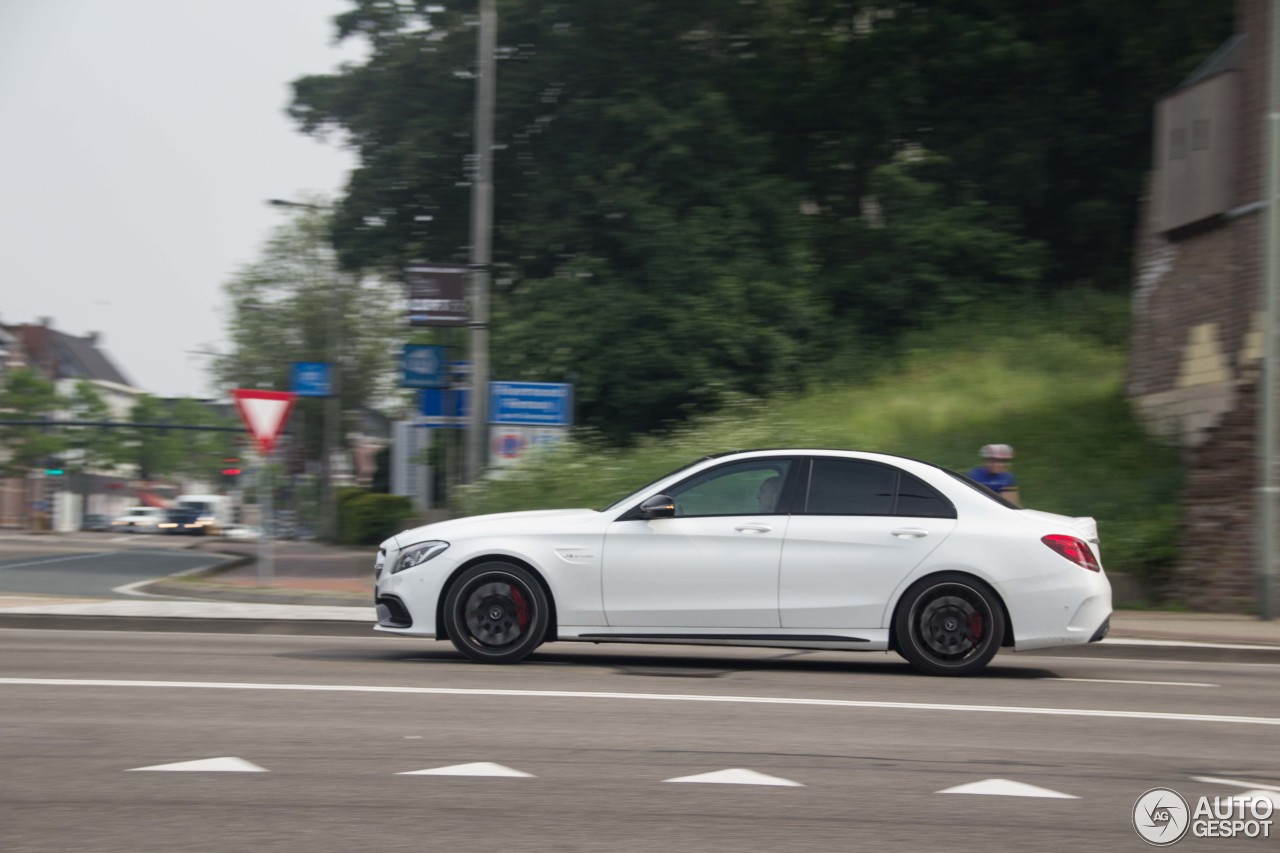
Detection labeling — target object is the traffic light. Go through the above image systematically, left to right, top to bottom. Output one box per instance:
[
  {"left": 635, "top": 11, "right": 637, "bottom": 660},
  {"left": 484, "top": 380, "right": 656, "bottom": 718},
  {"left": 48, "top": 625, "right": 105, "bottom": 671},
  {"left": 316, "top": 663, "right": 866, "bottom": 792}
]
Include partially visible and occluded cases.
[
  {"left": 221, "top": 457, "right": 241, "bottom": 486},
  {"left": 43, "top": 458, "right": 64, "bottom": 476}
]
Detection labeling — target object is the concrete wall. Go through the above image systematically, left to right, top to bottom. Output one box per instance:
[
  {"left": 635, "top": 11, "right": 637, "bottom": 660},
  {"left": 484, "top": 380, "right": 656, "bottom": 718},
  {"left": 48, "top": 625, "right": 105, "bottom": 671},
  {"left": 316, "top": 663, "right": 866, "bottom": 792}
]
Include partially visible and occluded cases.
[{"left": 1126, "top": 0, "right": 1272, "bottom": 611}]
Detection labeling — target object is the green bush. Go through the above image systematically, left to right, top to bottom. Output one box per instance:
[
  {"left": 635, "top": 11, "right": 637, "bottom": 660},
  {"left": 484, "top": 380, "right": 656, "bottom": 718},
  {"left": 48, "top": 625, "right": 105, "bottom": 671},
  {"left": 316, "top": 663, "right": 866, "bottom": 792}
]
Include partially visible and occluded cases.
[{"left": 339, "top": 491, "right": 417, "bottom": 546}]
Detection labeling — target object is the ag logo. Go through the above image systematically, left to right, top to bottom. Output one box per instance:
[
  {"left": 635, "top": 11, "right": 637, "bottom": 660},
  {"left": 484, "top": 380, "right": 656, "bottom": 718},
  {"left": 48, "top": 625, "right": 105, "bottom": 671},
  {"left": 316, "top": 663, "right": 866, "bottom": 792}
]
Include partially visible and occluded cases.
[{"left": 1134, "top": 787, "right": 1191, "bottom": 845}]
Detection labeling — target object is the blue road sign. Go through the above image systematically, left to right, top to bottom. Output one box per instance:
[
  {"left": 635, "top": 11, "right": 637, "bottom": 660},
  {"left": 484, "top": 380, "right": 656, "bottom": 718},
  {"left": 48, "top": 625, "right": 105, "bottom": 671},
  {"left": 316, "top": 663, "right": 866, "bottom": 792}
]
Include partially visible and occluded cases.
[
  {"left": 402, "top": 344, "right": 448, "bottom": 388},
  {"left": 290, "top": 362, "right": 332, "bottom": 397},
  {"left": 489, "top": 382, "right": 574, "bottom": 426},
  {"left": 420, "top": 387, "right": 470, "bottom": 428}
]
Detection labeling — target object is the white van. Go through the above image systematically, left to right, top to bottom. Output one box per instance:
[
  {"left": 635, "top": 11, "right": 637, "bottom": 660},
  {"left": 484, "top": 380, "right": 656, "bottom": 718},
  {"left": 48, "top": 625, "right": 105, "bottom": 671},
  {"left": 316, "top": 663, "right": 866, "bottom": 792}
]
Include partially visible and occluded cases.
[{"left": 174, "top": 494, "right": 234, "bottom": 534}]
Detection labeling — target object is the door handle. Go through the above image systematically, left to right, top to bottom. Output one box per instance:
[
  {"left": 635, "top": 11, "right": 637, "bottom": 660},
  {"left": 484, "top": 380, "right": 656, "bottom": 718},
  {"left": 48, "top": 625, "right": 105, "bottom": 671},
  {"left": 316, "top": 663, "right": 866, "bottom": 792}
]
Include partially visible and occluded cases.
[
  {"left": 735, "top": 523, "right": 772, "bottom": 534},
  {"left": 891, "top": 527, "right": 929, "bottom": 539}
]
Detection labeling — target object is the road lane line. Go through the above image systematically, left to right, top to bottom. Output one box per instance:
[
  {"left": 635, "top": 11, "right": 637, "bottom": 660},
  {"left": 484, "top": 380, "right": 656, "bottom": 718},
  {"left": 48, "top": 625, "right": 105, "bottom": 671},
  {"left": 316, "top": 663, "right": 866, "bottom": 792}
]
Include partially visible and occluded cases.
[
  {"left": 0, "top": 551, "right": 113, "bottom": 571},
  {"left": 0, "top": 677, "right": 1277, "bottom": 727},
  {"left": 1037, "top": 677, "right": 1216, "bottom": 687}
]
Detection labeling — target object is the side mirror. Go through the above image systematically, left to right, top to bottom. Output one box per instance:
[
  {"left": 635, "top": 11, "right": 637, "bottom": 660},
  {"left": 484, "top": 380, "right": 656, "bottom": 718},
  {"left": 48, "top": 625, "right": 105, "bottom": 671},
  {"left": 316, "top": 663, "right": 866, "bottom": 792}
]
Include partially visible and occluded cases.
[{"left": 638, "top": 494, "right": 677, "bottom": 519}]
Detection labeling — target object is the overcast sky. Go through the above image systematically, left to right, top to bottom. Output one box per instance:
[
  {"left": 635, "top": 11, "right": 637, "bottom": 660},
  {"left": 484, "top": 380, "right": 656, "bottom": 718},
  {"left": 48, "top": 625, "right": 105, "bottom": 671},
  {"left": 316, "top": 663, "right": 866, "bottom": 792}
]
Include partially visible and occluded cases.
[{"left": 0, "top": 0, "right": 366, "bottom": 398}]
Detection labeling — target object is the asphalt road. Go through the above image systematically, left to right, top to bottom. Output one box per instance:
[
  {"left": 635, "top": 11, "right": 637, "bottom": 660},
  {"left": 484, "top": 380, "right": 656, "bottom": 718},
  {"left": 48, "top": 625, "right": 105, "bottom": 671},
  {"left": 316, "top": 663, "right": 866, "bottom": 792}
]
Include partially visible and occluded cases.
[
  {"left": 0, "top": 533, "right": 226, "bottom": 598},
  {"left": 1, "top": 628, "right": 1277, "bottom": 852}
]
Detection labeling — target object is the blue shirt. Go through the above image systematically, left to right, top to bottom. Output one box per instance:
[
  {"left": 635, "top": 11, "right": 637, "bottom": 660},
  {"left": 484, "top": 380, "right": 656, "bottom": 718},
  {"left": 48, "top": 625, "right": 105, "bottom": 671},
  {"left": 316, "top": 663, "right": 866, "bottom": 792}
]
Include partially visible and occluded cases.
[{"left": 968, "top": 466, "right": 1017, "bottom": 494}]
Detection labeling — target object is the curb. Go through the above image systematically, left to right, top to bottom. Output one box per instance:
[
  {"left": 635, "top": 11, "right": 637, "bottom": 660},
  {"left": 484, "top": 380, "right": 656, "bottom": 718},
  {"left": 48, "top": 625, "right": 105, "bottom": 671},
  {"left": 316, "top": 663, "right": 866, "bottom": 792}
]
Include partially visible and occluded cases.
[
  {"left": 138, "top": 579, "right": 369, "bottom": 608},
  {"left": 0, "top": 613, "right": 373, "bottom": 637}
]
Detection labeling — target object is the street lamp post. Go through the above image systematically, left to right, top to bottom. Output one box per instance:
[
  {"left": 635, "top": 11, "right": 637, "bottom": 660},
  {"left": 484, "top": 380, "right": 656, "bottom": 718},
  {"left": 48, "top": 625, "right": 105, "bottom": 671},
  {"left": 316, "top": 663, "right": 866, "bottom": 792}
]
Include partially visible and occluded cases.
[
  {"left": 465, "top": 0, "right": 497, "bottom": 484},
  {"left": 266, "top": 199, "right": 340, "bottom": 543}
]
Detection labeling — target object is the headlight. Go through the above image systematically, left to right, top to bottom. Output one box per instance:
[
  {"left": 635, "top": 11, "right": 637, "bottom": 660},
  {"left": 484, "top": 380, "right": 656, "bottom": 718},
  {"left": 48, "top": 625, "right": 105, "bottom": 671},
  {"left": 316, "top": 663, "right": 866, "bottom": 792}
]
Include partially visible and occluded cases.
[{"left": 393, "top": 540, "right": 449, "bottom": 574}]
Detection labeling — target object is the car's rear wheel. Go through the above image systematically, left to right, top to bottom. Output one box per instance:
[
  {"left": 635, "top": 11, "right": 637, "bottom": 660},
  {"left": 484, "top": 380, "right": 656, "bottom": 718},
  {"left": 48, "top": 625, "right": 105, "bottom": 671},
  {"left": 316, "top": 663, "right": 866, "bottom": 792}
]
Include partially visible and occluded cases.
[
  {"left": 443, "top": 562, "right": 548, "bottom": 664},
  {"left": 894, "top": 573, "right": 1004, "bottom": 676}
]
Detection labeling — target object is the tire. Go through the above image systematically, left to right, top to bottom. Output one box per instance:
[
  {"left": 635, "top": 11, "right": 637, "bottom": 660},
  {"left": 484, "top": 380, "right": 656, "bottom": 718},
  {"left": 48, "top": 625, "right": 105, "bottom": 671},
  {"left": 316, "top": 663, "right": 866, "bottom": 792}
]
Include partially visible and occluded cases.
[
  {"left": 442, "top": 562, "right": 549, "bottom": 664},
  {"left": 894, "top": 572, "right": 1005, "bottom": 676}
]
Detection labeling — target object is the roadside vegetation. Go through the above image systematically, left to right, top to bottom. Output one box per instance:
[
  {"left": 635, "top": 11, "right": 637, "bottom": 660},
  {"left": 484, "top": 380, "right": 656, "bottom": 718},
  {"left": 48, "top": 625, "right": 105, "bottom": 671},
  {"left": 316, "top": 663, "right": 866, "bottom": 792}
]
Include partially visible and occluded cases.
[{"left": 458, "top": 294, "right": 1182, "bottom": 586}]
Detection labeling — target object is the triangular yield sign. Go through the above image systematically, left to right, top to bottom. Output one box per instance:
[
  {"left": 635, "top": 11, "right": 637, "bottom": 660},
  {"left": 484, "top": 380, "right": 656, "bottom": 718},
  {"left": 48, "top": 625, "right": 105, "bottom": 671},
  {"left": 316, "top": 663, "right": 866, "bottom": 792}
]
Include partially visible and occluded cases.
[
  {"left": 231, "top": 389, "right": 297, "bottom": 455},
  {"left": 127, "top": 756, "right": 268, "bottom": 773},
  {"left": 397, "top": 762, "right": 533, "bottom": 778},
  {"left": 664, "top": 769, "right": 803, "bottom": 787},
  {"left": 937, "top": 778, "right": 1077, "bottom": 799}
]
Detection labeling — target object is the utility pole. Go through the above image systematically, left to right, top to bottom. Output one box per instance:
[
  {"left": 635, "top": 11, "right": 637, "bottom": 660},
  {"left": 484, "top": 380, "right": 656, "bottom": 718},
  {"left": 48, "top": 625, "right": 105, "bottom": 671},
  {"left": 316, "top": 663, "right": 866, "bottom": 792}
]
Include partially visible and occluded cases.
[
  {"left": 465, "top": 0, "right": 496, "bottom": 484},
  {"left": 1261, "top": 0, "right": 1280, "bottom": 621}
]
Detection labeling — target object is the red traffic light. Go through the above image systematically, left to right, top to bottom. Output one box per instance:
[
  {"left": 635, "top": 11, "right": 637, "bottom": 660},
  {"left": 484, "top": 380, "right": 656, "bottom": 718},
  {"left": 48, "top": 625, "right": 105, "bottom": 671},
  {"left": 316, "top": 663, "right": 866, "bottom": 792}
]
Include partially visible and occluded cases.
[{"left": 221, "top": 468, "right": 242, "bottom": 476}]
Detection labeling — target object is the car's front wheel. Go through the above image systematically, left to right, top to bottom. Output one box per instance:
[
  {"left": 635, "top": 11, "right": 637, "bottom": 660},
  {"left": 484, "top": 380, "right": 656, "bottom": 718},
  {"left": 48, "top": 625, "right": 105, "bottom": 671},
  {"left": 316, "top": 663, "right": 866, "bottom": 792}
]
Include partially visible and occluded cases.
[
  {"left": 443, "top": 562, "right": 549, "bottom": 664},
  {"left": 894, "top": 573, "right": 1005, "bottom": 676}
]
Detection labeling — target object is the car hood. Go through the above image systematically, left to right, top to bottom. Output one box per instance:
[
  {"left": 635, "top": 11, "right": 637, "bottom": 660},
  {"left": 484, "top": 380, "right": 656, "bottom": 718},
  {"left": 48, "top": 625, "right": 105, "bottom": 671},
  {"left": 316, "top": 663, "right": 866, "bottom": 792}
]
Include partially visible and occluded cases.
[{"left": 386, "top": 508, "right": 601, "bottom": 549}]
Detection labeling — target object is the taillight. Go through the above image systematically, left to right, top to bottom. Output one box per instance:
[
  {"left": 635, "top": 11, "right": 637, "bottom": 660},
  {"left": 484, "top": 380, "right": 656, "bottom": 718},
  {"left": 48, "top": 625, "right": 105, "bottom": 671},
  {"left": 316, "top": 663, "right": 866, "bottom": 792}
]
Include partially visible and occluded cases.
[{"left": 1042, "top": 534, "right": 1101, "bottom": 572}]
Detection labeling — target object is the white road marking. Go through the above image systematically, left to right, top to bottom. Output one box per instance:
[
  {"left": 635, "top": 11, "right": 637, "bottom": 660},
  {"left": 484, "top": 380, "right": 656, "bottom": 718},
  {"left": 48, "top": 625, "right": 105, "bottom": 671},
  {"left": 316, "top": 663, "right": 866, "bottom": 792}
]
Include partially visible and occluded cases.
[
  {"left": 0, "top": 551, "right": 112, "bottom": 571},
  {"left": 110, "top": 576, "right": 207, "bottom": 600},
  {"left": 1104, "top": 638, "right": 1280, "bottom": 651},
  {"left": 3, "top": 677, "right": 1280, "bottom": 727},
  {"left": 1037, "top": 677, "right": 1216, "bottom": 687},
  {"left": 128, "top": 756, "right": 267, "bottom": 772},
  {"left": 399, "top": 762, "right": 532, "bottom": 778},
  {"left": 665, "top": 769, "right": 802, "bottom": 787},
  {"left": 1192, "top": 775, "right": 1280, "bottom": 792},
  {"left": 937, "top": 779, "right": 1078, "bottom": 799}
]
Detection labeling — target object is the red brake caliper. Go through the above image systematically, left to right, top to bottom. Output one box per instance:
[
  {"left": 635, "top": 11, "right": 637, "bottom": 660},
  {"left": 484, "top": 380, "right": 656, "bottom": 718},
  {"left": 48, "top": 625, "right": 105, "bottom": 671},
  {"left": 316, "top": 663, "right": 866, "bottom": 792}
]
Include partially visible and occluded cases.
[
  {"left": 509, "top": 587, "right": 530, "bottom": 632},
  {"left": 968, "top": 610, "right": 985, "bottom": 641}
]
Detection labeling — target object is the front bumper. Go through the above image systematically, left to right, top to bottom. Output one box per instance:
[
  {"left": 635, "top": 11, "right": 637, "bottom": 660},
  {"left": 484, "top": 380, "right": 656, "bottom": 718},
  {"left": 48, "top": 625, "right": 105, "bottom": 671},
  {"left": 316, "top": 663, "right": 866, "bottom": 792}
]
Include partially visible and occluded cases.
[{"left": 371, "top": 545, "right": 453, "bottom": 637}]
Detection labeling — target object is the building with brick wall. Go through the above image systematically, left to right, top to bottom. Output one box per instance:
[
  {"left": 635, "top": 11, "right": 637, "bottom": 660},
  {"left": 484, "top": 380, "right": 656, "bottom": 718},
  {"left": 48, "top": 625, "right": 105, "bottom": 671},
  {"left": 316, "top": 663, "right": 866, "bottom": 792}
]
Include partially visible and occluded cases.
[{"left": 1128, "top": 0, "right": 1275, "bottom": 612}]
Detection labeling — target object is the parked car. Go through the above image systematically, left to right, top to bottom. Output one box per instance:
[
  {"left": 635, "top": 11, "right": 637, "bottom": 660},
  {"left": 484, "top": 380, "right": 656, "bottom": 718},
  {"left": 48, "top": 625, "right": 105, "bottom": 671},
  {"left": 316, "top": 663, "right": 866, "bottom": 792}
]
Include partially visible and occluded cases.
[
  {"left": 371, "top": 449, "right": 1112, "bottom": 676},
  {"left": 110, "top": 506, "right": 167, "bottom": 533},
  {"left": 80, "top": 514, "right": 112, "bottom": 532}
]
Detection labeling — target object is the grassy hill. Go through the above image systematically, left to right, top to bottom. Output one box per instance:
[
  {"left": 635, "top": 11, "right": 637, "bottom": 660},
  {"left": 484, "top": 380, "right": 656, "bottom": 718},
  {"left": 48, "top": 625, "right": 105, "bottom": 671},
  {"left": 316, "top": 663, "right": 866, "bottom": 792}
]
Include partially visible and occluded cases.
[{"left": 457, "top": 311, "right": 1182, "bottom": 585}]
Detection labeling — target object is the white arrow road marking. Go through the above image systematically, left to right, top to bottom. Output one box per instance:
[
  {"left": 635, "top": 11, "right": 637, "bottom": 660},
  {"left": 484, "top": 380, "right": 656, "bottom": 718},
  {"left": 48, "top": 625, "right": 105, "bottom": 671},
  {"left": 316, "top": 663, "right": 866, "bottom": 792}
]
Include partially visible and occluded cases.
[
  {"left": 127, "top": 757, "right": 267, "bottom": 773},
  {"left": 398, "top": 762, "right": 533, "bottom": 778},
  {"left": 665, "top": 769, "right": 803, "bottom": 787},
  {"left": 1191, "top": 775, "right": 1280, "bottom": 793},
  {"left": 937, "top": 779, "right": 1078, "bottom": 799},
  {"left": 1232, "top": 791, "right": 1280, "bottom": 808}
]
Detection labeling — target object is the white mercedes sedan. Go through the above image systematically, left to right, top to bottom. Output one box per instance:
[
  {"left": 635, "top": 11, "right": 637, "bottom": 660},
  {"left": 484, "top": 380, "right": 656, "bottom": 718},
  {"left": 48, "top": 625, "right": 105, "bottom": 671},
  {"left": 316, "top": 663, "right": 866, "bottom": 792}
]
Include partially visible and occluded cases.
[{"left": 373, "top": 449, "right": 1111, "bottom": 675}]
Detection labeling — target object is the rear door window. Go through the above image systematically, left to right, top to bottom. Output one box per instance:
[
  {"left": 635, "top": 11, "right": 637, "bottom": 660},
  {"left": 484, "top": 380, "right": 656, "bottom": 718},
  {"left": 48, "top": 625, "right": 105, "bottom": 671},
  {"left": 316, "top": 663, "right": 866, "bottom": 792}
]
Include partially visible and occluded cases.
[{"left": 801, "top": 458, "right": 956, "bottom": 518}]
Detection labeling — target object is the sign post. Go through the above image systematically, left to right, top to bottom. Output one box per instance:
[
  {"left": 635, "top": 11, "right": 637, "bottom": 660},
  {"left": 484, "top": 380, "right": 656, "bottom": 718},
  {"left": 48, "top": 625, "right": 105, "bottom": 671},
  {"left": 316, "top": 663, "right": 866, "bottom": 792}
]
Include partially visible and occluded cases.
[{"left": 231, "top": 389, "right": 297, "bottom": 586}]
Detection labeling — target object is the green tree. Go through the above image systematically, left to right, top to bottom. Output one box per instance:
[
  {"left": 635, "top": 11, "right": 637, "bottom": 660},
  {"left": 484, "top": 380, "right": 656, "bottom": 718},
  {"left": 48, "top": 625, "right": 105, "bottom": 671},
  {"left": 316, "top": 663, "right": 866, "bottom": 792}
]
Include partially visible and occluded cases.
[
  {"left": 289, "top": 0, "right": 1234, "bottom": 439},
  {"left": 211, "top": 202, "right": 403, "bottom": 466},
  {"left": 0, "top": 368, "right": 64, "bottom": 478},
  {"left": 63, "top": 381, "right": 124, "bottom": 516},
  {"left": 122, "top": 395, "right": 183, "bottom": 482}
]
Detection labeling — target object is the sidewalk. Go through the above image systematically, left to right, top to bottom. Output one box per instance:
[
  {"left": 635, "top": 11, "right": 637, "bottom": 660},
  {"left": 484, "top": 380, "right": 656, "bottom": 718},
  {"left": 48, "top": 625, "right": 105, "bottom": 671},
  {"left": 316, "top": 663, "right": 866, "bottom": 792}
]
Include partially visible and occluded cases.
[{"left": 1, "top": 537, "right": 1279, "bottom": 652}]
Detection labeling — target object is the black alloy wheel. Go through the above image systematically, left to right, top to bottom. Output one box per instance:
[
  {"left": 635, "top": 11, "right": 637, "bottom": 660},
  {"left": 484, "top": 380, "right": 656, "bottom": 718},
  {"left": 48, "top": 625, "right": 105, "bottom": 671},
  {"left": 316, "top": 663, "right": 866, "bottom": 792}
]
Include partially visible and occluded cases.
[
  {"left": 443, "top": 562, "right": 549, "bottom": 664},
  {"left": 894, "top": 572, "right": 1005, "bottom": 676}
]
